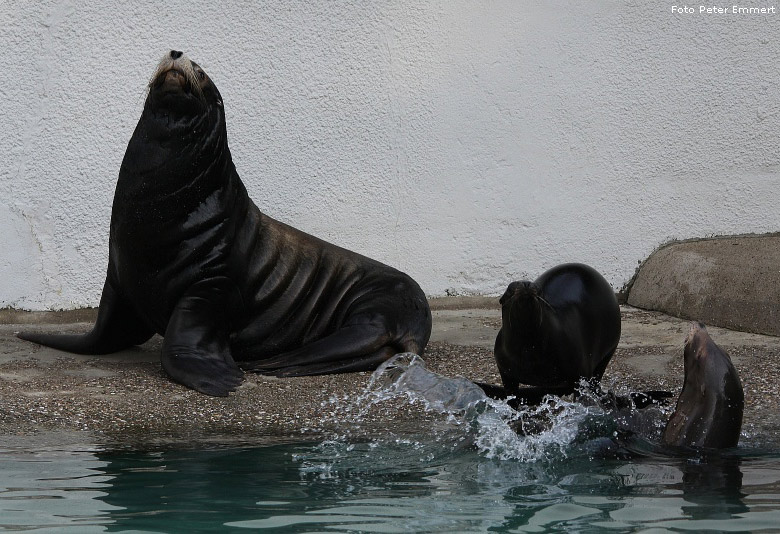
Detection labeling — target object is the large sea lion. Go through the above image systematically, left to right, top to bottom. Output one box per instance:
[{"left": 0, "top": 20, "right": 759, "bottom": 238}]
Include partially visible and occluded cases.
[
  {"left": 19, "top": 51, "right": 432, "bottom": 397},
  {"left": 482, "top": 263, "right": 622, "bottom": 403},
  {"left": 661, "top": 322, "right": 744, "bottom": 449}
]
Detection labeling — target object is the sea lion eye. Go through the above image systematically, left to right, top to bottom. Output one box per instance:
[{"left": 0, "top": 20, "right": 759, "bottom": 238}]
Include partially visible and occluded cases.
[{"left": 198, "top": 70, "right": 205, "bottom": 80}]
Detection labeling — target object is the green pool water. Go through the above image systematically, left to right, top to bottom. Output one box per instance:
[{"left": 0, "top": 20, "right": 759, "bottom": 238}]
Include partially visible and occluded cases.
[
  {"left": 2, "top": 355, "right": 779, "bottom": 533},
  {"left": 3, "top": 439, "right": 780, "bottom": 533}
]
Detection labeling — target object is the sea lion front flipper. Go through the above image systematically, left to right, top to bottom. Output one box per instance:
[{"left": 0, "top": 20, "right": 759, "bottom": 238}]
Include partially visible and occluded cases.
[
  {"left": 18, "top": 277, "right": 153, "bottom": 354},
  {"left": 161, "top": 277, "right": 245, "bottom": 397},
  {"left": 475, "top": 382, "right": 575, "bottom": 405}
]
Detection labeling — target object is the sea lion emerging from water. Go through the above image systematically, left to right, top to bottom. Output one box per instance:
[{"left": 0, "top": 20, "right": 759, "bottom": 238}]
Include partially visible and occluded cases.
[
  {"left": 19, "top": 51, "right": 432, "bottom": 396},
  {"left": 481, "top": 263, "right": 622, "bottom": 403},
  {"left": 662, "top": 322, "right": 744, "bottom": 449}
]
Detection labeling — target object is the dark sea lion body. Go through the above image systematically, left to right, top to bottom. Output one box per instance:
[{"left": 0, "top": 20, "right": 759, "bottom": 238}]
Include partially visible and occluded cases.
[
  {"left": 19, "top": 51, "right": 431, "bottom": 396},
  {"left": 490, "top": 263, "right": 621, "bottom": 401},
  {"left": 662, "top": 322, "right": 743, "bottom": 449}
]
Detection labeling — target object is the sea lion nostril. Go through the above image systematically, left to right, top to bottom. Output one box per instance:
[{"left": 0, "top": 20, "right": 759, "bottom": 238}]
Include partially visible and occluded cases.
[{"left": 170, "top": 50, "right": 183, "bottom": 59}]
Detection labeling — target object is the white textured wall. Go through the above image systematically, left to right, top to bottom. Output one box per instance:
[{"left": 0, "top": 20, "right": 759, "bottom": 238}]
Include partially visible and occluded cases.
[{"left": 2, "top": 1, "right": 779, "bottom": 310}]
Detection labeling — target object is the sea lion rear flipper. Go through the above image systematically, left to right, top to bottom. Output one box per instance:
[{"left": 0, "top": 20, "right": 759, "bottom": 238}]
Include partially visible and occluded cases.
[
  {"left": 17, "top": 277, "right": 153, "bottom": 354},
  {"left": 161, "top": 277, "right": 245, "bottom": 397}
]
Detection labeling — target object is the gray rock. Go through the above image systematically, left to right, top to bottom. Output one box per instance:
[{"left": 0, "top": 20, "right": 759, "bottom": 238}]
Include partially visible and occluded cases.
[{"left": 627, "top": 234, "right": 780, "bottom": 336}]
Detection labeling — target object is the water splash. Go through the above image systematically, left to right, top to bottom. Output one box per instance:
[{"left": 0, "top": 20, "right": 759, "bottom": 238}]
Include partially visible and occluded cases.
[
  {"left": 305, "top": 353, "right": 614, "bottom": 465},
  {"left": 367, "top": 353, "right": 487, "bottom": 415}
]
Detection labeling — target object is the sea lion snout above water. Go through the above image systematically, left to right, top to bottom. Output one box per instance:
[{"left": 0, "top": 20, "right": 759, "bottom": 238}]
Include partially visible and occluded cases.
[
  {"left": 18, "top": 51, "right": 432, "bottom": 397},
  {"left": 662, "top": 322, "right": 744, "bottom": 449}
]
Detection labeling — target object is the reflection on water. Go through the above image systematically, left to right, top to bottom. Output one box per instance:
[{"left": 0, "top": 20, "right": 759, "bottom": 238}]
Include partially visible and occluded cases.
[
  {"left": 2, "top": 355, "right": 780, "bottom": 533},
  {"left": 3, "top": 443, "right": 780, "bottom": 533},
  {"left": 0, "top": 448, "right": 116, "bottom": 532}
]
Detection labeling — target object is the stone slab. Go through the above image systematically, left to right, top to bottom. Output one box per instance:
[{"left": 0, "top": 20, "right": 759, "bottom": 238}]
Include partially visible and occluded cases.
[{"left": 627, "top": 235, "right": 780, "bottom": 336}]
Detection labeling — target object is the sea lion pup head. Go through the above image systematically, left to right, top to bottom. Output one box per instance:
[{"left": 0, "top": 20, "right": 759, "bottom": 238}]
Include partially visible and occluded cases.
[
  {"left": 146, "top": 50, "right": 223, "bottom": 117},
  {"left": 496, "top": 280, "right": 556, "bottom": 387},
  {"left": 499, "top": 280, "right": 548, "bottom": 332},
  {"left": 662, "top": 322, "right": 744, "bottom": 449},
  {"left": 681, "top": 322, "right": 736, "bottom": 393}
]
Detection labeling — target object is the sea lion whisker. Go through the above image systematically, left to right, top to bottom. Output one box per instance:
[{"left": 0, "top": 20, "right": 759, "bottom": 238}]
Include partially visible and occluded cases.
[
  {"left": 148, "top": 55, "right": 173, "bottom": 88},
  {"left": 179, "top": 58, "right": 204, "bottom": 99},
  {"left": 534, "top": 296, "right": 551, "bottom": 327},
  {"left": 536, "top": 296, "right": 555, "bottom": 313}
]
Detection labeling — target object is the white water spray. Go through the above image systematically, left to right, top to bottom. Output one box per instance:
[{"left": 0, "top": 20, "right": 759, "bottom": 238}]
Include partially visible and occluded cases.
[{"left": 312, "top": 353, "right": 608, "bottom": 463}]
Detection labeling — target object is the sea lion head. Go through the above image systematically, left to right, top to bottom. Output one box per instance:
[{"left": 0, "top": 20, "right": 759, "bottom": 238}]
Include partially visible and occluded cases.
[
  {"left": 146, "top": 50, "right": 223, "bottom": 117},
  {"left": 116, "top": 51, "right": 231, "bottom": 202},
  {"left": 496, "top": 280, "right": 554, "bottom": 385},
  {"left": 499, "top": 281, "right": 547, "bottom": 330},
  {"left": 662, "top": 321, "right": 744, "bottom": 449},
  {"left": 682, "top": 321, "right": 709, "bottom": 384},
  {"left": 683, "top": 321, "right": 744, "bottom": 405}
]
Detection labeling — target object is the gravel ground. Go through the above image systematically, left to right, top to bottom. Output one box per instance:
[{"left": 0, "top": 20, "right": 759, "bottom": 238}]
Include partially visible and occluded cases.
[{"left": 1, "top": 302, "right": 778, "bottom": 448}]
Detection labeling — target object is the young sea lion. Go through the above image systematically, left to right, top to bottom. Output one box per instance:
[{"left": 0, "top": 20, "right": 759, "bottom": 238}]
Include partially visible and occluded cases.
[
  {"left": 487, "top": 263, "right": 621, "bottom": 402},
  {"left": 662, "top": 322, "right": 744, "bottom": 449}
]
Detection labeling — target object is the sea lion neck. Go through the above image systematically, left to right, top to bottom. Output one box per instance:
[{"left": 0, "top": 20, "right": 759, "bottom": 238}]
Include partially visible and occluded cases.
[
  {"left": 140, "top": 91, "right": 223, "bottom": 141},
  {"left": 115, "top": 102, "right": 232, "bottom": 211}
]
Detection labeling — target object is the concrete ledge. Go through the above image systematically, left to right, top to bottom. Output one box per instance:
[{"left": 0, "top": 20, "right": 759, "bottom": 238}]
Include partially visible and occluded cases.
[
  {"left": 626, "top": 234, "right": 780, "bottom": 336},
  {"left": 428, "top": 296, "right": 497, "bottom": 310},
  {"left": 1, "top": 297, "right": 499, "bottom": 325},
  {"left": 3, "top": 306, "right": 780, "bottom": 446},
  {"left": 0, "top": 308, "right": 98, "bottom": 325}
]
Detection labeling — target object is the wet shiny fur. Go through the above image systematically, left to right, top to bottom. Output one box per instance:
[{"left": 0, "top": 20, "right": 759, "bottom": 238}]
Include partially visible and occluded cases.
[
  {"left": 19, "top": 51, "right": 432, "bottom": 397},
  {"left": 488, "top": 263, "right": 621, "bottom": 402},
  {"left": 662, "top": 322, "right": 743, "bottom": 449}
]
